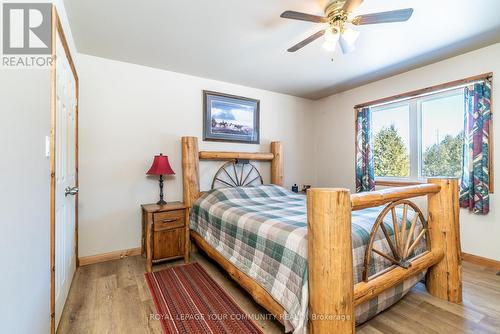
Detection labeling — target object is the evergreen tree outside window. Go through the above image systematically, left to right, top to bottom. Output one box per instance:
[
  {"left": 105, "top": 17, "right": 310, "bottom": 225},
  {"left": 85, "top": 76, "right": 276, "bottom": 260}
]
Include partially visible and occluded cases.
[{"left": 372, "top": 88, "right": 464, "bottom": 181}]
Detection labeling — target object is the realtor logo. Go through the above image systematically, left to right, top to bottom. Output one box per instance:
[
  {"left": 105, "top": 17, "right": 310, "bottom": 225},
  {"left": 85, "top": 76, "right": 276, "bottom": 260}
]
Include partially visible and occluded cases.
[{"left": 2, "top": 3, "right": 52, "bottom": 55}]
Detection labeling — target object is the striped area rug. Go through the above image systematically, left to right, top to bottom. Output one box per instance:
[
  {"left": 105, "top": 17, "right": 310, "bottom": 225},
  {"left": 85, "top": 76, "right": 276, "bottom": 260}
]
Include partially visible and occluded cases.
[{"left": 145, "top": 262, "right": 264, "bottom": 334}]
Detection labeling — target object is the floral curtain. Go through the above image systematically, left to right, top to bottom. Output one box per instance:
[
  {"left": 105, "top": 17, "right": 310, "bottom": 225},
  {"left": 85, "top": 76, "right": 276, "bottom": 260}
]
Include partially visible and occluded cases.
[
  {"left": 459, "top": 79, "right": 492, "bottom": 214},
  {"left": 355, "top": 107, "right": 375, "bottom": 192}
]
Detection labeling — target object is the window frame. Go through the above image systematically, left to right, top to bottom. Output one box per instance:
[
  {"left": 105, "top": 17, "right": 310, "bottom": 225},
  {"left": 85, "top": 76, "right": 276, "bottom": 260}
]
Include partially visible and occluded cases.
[
  {"left": 355, "top": 73, "right": 493, "bottom": 192},
  {"left": 372, "top": 87, "right": 465, "bottom": 183},
  {"left": 368, "top": 88, "right": 494, "bottom": 194}
]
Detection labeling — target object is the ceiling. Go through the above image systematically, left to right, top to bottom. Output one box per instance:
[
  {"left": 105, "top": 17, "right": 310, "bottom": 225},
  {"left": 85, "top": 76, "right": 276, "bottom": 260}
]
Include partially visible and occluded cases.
[{"left": 64, "top": 0, "right": 500, "bottom": 99}]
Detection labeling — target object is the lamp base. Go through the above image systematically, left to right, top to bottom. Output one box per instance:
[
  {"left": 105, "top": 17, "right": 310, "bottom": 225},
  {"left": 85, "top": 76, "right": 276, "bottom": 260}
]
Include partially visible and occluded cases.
[
  {"left": 157, "top": 175, "right": 167, "bottom": 206},
  {"left": 156, "top": 199, "right": 167, "bottom": 206}
]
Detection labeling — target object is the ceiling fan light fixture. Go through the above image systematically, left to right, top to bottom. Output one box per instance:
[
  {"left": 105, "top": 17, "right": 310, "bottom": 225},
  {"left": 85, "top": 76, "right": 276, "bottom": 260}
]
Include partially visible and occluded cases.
[
  {"left": 281, "top": 1, "right": 414, "bottom": 53},
  {"left": 339, "top": 28, "right": 360, "bottom": 53}
]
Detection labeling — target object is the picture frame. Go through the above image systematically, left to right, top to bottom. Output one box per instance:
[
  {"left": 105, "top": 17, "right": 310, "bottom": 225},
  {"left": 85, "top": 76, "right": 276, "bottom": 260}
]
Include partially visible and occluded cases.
[{"left": 203, "top": 90, "right": 260, "bottom": 144}]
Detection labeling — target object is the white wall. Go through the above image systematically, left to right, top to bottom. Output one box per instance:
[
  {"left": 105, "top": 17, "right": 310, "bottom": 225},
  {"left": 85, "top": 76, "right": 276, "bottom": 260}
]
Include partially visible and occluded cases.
[
  {"left": 312, "top": 43, "right": 500, "bottom": 261},
  {"left": 78, "top": 53, "right": 315, "bottom": 257},
  {"left": 0, "top": 70, "right": 51, "bottom": 333}
]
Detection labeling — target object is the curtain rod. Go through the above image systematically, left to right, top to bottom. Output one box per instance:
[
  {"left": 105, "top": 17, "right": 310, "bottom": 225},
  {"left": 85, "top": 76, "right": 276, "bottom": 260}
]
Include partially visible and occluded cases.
[{"left": 354, "top": 72, "right": 493, "bottom": 109}]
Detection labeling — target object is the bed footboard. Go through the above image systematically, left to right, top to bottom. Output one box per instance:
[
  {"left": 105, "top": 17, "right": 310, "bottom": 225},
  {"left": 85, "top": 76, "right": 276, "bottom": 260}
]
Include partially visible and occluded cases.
[
  {"left": 307, "top": 178, "right": 462, "bottom": 334},
  {"left": 426, "top": 178, "right": 462, "bottom": 302},
  {"left": 307, "top": 188, "right": 354, "bottom": 333}
]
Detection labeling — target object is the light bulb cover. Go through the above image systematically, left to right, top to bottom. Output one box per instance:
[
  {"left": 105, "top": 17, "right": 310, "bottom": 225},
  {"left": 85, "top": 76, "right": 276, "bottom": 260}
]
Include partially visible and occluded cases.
[
  {"left": 339, "top": 28, "right": 360, "bottom": 54},
  {"left": 322, "top": 40, "right": 337, "bottom": 52}
]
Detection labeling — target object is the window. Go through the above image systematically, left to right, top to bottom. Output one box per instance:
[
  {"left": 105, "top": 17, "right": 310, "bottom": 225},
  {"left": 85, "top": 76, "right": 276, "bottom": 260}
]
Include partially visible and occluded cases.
[{"left": 372, "top": 88, "right": 464, "bottom": 181}]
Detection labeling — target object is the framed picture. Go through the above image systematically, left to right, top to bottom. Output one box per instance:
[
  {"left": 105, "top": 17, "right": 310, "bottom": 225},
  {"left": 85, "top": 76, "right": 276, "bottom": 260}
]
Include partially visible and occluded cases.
[{"left": 203, "top": 90, "right": 260, "bottom": 144}]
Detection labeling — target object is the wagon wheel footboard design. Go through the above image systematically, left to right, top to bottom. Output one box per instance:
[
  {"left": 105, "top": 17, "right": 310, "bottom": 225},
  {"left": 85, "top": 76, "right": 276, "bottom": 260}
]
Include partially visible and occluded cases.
[{"left": 363, "top": 199, "right": 430, "bottom": 282}]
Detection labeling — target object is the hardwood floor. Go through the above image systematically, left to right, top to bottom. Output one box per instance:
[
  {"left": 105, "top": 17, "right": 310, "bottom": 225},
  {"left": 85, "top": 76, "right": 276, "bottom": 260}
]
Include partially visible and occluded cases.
[{"left": 58, "top": 251, "right": 500, "bottom": 334}]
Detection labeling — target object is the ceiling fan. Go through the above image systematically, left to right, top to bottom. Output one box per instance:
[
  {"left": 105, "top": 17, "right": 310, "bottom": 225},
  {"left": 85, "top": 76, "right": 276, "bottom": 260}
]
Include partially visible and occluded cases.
[{"left": 281, "top": 0, "right": 414, "bottom": 54}]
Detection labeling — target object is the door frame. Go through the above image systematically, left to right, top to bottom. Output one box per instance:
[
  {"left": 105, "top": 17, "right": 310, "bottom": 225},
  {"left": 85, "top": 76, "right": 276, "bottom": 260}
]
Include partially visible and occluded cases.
[{"left": 50, "top": 6, "right": 79, "bottom": 334}]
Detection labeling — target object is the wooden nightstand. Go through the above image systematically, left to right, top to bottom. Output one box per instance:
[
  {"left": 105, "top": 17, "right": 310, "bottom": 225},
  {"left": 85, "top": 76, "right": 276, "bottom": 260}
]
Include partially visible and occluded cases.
[{"left": 141, "top": 202, "right": 189, "bottom": 272}]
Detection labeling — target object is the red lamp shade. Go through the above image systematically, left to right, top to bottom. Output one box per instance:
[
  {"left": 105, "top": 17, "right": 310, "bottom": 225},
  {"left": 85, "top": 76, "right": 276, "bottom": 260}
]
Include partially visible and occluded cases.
[{"left": 146, "top": 154, "right": 175, "bottom": 175}]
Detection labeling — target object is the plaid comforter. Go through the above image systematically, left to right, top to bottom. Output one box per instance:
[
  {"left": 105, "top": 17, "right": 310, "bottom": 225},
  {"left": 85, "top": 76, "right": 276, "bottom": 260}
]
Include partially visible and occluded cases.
[{"left": 190, "top": 185, "right": 426, "bottom": 334}]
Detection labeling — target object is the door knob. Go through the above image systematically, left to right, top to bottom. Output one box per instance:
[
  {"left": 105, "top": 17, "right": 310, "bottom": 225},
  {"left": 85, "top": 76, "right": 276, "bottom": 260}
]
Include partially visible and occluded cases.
[{"left": 65, "top": 186, "right": 79, "bottom": 196}]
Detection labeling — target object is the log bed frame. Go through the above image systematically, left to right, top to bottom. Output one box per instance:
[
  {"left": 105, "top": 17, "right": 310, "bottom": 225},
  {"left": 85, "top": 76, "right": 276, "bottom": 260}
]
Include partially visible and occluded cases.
[{"left": 181, "top": 136, "right": 462, "bottom": 334}]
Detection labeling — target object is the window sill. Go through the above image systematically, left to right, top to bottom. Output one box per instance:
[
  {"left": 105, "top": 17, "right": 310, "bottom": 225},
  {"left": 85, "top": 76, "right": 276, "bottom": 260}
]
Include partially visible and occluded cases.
[
  {"left": 375, "top": 178, "right": 425, "bottom": 187},
  {"left": 375, "top": 178, "right": 494, "bottom": 195}
]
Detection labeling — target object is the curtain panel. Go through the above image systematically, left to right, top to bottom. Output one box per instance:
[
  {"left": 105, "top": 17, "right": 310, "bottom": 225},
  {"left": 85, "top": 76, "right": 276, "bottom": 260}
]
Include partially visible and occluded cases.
[
  {"left": 460, "top": 78, "right": 492, "bottom": 214},
  {"left": 355, "top": 107, "right": 375, "bottom": 192}
]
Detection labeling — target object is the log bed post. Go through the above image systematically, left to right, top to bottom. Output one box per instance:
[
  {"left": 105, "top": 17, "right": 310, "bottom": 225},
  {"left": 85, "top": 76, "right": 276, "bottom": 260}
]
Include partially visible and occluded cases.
[
  {"left": 182, "top": 136, "right": 200, "bottom": 208},
  {"left": 271, "top": 141, "right": 283, "bottom": 186},
  {"left": 426, "top": 178, "right": 462, "bottom": 303},
  {"left": 307, "top": 188, "right": 354, "bottom": 334}
]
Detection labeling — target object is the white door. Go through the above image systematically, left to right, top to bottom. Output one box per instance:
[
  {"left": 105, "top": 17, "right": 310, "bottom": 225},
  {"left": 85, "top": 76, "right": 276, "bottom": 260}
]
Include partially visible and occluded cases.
[{"left": 54, "top": 32, "right": 78, "bottom": 328}]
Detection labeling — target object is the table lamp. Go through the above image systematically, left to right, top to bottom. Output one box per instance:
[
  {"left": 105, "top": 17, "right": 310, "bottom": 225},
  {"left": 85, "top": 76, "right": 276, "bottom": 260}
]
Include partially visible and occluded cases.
[{"left": 146, "top": 153, "right": 175, "bottom": 205}]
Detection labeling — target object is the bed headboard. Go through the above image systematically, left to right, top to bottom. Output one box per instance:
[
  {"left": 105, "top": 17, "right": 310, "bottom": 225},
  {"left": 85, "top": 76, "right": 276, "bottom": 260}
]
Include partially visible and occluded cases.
[{"left": 181, "top": 136, "right": 283, "bottom": 208}]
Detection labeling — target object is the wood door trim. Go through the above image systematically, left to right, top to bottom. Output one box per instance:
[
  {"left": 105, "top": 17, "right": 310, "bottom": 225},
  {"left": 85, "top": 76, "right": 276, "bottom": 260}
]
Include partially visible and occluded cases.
[
  {"left": 50, "top": 6, "right": 79, "bottom": 334},
  {"left": 49, "top": 7, "right": 56, "bottom": 333}
]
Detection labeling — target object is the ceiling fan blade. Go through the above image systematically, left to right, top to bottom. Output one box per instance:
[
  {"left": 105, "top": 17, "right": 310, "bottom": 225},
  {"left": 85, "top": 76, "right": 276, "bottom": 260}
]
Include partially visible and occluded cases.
[
  {"left": 342, "top": 0, "right": 364, "bottom": 13},
  {"left": 352, "top": 8, "right": 414, "bottom": 25},
  {"left": 280, "top": 10, "right": 328, "bottom": 23},
  {"left": 287, "top": 30, "right": 325, "bottom": 52}
]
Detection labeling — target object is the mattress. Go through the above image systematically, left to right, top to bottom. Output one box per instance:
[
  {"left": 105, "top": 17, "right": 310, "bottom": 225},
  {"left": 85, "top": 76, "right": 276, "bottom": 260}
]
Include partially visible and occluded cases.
[{"left": 190, "top": 185, "right": 426, "bottom": 334}]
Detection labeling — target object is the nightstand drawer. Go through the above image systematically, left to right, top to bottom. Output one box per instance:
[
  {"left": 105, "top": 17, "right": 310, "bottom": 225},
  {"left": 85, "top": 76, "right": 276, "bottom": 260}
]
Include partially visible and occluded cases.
[
  {"left": 153, "top": 210, "right": 185, "bottom": 230},
  {"left": 154, "top": 210, "right": 184, "bottom": 223},
  {"left": 154, "top": 219, "right": 184, "bottom": 231}
]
